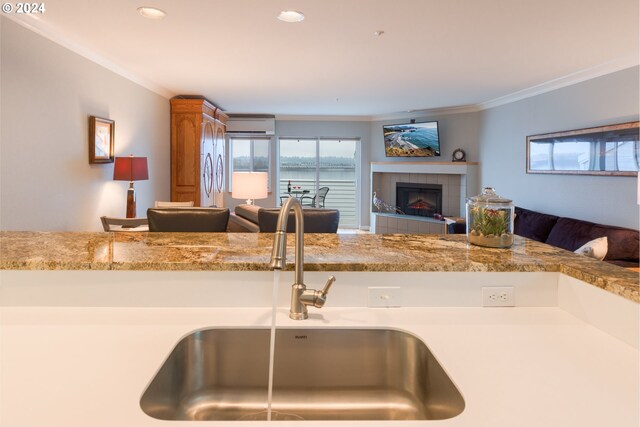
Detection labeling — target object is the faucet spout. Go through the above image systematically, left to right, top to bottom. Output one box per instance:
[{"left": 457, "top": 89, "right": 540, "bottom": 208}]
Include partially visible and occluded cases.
[
  {"left": 269, "top": 196, "right": 336, "bottom": 320},
  {"left": 268, "top": 197, "right": 304, "bottom": 286},
  {"left": 268, "top": 230, "right": 287, "bottom": 270}
]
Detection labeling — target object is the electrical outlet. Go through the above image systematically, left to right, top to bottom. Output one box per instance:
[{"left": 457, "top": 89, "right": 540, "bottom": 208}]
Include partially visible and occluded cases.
[
  {"left": 368, "top": 287, "right": 401, "bottom": 307},
  {"left": 482, "top": 287, "right": 515, "bottom": 307}
]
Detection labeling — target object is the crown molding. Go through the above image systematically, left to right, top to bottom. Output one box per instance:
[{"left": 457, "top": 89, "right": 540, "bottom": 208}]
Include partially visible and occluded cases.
[
  {"left": 3, "top": 14, "right": 175, "bottom": 99},
  {"left": 4, "top": 14, "right": 637, "bottom": 118},
  {"left": 479, "top": 56, "right": 639, "bottom": 110},
  {"left": 375, "top": 57, "right": 639, "bottom": 120},
  {"left": 277, "top": 58, "right": 639, "bottom": 122},
  {"left": 275, "top": 104, "right": 483, "bottom": 122},
  {"left": 370, "top": 104, "right": 482, "bottom": 122},
  {"left": 274, "top": 114, "right": 373, "bottom": 121}
]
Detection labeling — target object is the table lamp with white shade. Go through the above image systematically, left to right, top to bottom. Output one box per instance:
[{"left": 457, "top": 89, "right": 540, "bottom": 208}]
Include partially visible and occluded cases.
[{"left": 232, "top": 172, "right": 268, "bottom": 205}]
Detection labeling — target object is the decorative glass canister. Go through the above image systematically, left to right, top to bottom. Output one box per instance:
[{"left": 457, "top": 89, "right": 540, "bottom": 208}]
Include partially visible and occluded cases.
[{"left": 466, "top": 187, "right": 514, "bottom": 248}]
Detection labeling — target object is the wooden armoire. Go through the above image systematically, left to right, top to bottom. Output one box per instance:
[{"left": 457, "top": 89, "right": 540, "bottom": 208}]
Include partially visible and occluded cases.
[{"left": 170, "top": 98, "right": 227, "bottom": 207}]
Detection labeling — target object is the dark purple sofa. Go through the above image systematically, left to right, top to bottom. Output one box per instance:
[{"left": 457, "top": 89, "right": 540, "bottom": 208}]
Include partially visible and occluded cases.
[
  {"left": 448, "top": 206, "right": 639, "bottom": 268},
  {"left": 513, "top": 207, "right": 639, "bottom": 268}
]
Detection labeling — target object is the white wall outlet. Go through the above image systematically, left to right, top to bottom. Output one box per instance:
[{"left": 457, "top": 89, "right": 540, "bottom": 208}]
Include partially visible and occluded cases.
[
  {"left": 482, "top": 286, "right": 515, "bottom": 307},
  {"left": 368, "top": 287, "right": 401, "bottom": 308}
]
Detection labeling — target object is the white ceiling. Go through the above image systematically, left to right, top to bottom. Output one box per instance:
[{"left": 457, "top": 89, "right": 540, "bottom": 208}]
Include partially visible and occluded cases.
[{"left": 6, "top": 0, "right": 639, "bottom": 117}]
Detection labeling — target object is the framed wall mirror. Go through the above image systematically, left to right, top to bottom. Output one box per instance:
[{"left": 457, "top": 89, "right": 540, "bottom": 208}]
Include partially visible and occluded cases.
[{"left": 526, "top": 121, "right": 639, "bottom": 176}]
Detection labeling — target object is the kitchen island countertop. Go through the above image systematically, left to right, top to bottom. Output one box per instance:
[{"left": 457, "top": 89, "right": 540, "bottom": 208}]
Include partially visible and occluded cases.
[{"left": 1, "top": 231, "right": 637, "bottom": 302}]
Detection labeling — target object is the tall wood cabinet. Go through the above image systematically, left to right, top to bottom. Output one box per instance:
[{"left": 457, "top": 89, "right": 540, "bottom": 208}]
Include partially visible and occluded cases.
[{"left": 170, "top": 98, "right": 227, "bottom": 207}]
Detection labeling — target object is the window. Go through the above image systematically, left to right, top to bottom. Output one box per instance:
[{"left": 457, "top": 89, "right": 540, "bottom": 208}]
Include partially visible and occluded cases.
[
  {"left": 230, "top": 137, "right": 271, "bottom": 190},
  {"left": 279, "top": 138, "right": 360, "bottom": 228}
]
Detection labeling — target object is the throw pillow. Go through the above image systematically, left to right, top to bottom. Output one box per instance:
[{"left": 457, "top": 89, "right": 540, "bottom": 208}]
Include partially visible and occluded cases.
[{"left": 574, "top": 237, "right": 608, "bottom": 261}]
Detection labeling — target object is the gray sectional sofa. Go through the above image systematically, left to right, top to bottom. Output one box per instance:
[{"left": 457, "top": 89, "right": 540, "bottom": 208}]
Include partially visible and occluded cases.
[{"left": 228, "top": 204, "right": 340, "bottom": 233}]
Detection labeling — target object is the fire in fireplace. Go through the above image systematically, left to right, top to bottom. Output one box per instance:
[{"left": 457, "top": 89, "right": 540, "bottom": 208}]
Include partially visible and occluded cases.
[{"left": 396, "top": 182, "right": 443, "bottom": 217}]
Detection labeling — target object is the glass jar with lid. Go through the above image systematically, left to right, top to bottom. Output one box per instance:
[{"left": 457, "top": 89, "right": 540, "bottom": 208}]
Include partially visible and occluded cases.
[{"left": 466, "top": 187, "right": 514, "bottom": 248}]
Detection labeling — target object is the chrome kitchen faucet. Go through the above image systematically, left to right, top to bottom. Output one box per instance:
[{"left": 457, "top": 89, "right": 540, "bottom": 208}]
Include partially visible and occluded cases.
[{"left": 269, "top": 196, "right": 335, "bottom": 320}]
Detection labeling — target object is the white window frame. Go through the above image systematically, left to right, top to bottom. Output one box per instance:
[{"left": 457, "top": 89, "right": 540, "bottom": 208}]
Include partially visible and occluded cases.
[
  {"left": 229, "top": 137, "right": 272, "bottom": 192},
  {"left": 277, "top": 137, "right": 361, "bottom": 228}
]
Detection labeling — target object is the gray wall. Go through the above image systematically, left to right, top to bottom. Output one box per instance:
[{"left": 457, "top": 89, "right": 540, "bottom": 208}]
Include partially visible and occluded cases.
[
  {"left": 0, "top": 17, "right": 170, "bottom": 231},
  {"left": 478, "top": 66, "right": 639, "bottom": 229},
  {"left": 370, "top": 112, "right": 482, "bottom": 163}
]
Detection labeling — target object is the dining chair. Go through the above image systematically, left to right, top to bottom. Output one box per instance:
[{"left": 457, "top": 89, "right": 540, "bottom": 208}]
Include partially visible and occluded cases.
[
  {"left": 300, "top": 187, "right": 329, "bottom": 208},
  {"left": 279, "top": 195, "right": 291, "bottom": 206},
  {"left": 154, "top": 201, "right": 195, "bottom": 208},
  {"left": 147, "top": 208, "right": 229, "bottom": 232},
  {"left": 100, "top": 216, "right": 149, "bottom": 231}
]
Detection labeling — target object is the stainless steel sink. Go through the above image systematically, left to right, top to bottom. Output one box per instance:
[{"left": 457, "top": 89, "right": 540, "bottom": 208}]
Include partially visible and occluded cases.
[{"left": 140, "top": 328, "right": 464, "bottom": 421}]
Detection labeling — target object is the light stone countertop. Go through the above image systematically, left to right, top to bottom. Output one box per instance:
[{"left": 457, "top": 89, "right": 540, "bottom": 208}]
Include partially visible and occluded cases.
[{"left": 0, "top": 231, "right": 637, "bottom": 303}]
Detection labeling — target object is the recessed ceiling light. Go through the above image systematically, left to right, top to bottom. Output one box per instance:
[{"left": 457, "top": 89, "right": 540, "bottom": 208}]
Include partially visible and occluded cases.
[
  {"left": 138, "top": 6, "right": 166, "bottom": 20},
  {"left": 277, "top": 10, "right": 304, "bottom": 23}
]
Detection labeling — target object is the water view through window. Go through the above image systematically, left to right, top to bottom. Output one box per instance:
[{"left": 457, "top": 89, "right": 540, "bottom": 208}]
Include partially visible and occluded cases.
[
  {"left": 230, "top": 138, "right": 270, "bottom": 190},
  {"left": 279, "top": 138, "right": 359, "bottom": 228}
]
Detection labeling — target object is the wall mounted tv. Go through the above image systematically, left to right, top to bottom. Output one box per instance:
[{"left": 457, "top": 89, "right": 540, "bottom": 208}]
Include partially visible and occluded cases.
[{"left": 383, "top": 121, "right": 440, "bottom": 157}]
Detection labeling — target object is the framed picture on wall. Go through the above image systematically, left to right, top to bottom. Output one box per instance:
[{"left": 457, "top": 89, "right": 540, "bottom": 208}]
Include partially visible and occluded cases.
[
  {"left": 89, "top": 116, "right": 115, "bottom": 164},
  {"left": 526, "top": 121, "right": 639, "bottom": 176}
]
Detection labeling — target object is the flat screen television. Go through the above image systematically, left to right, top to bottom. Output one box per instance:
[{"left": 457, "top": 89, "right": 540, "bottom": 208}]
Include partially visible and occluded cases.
[{"left": 383, "top": 121, "right": 440, "bottom": 157}]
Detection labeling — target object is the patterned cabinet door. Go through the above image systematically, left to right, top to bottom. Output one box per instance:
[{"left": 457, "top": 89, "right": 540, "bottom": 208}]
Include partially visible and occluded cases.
[
  {"left": 200, "top": 120, "right": 215, "bottom": 207},
  {"left": 212, "top": 120, "right": 226, "bottom": 208}
]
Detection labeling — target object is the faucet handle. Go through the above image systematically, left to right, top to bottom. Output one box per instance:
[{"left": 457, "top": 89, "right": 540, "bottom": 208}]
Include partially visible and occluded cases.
[
  {"left": 320, "top": 275, "right": 336, "bottom": 296},
  {"left": 299, "top": 276, "right": 336, "bottom": 309}
]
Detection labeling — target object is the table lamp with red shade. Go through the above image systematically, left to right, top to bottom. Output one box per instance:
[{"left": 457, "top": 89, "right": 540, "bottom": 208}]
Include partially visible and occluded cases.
[{"left": 113, "top": 155, "right": 149, "bottom": 218}]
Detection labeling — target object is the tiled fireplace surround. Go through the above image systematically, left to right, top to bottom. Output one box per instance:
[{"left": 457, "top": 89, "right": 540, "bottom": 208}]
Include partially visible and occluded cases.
[{"left": 370, "top": 162, "right": 479, "bottom": 234}]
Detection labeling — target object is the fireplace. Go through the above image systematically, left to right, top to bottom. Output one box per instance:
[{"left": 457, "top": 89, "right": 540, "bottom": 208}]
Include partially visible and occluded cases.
[{"left": 396, "top": 182, "right": 442, "bottom": 218}]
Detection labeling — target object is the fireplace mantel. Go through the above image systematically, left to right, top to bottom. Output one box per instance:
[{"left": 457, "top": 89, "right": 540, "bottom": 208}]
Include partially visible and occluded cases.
[
  {"left": 369, "top": 161, "right": 479, "bottom": 233},
  {"left": 370, "top": 161, "right": 479, "bottom": 175}
]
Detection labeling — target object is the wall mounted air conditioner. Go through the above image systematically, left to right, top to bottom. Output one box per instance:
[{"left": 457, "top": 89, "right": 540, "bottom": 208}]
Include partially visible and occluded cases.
[{"left": 226, "top": 114, "right": 275, "bottom": 136}]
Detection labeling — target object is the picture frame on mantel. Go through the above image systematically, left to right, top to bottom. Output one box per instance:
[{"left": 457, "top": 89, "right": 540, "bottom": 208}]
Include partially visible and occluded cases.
[
  {"left": 89, "top": 116, "right": 115, "bottom": 164},
  {"left": 526, "top": 121, "right": 639, "bottom": 176}
]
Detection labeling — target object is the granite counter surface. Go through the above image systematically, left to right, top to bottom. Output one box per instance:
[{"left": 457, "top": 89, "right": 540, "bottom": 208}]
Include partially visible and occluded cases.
[{"left": 0, "top": 231, "right": 637, "bottom": 303}]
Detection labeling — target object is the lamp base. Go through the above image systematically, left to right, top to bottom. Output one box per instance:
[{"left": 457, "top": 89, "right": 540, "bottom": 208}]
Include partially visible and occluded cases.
[
  {"left": 126, "top": 182, "right": 136, "bottom": 218},
  {"left": 246, "top": 199, "right": 254, "bottom": 205}
]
